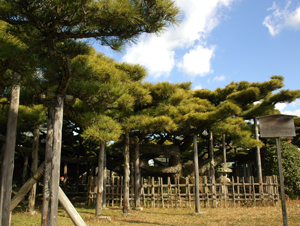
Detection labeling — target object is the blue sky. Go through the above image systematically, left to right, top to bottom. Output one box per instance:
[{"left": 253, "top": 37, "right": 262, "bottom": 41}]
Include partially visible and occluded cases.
[{"left": 93, "top": 0, "right": 300, "bottom": 115}]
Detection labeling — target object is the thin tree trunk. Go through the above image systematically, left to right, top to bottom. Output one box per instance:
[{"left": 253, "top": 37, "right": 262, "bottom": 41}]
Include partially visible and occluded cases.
[
  {"left": 0, "top": 73, "right": 20, "bottom": 226},
  {"left": 48, "top": 95, "right": 64, "bottom": 226},
  {"left": 41, "top": 108, "right": 54, "bottom": 226},
  {"left": 254, "top": 118, "right": 262, "bottom": 184},
  {"left": 28, "top": 125, "right": 40, "bottom": 214},
  {"left": 209, "top": 130, "right": 216, "bottom": 208},
  {"left": 209, "top": 130, "right": 215, "bottom": 183},
  {"left": 123, "top": 131, "right": 130, "bottom": 214},
  {"left": 222, "top": 134, "right": 226, "bottom": 165},
  {"left": 193, "top": 135, "right": 200, "bottom": 213},
  {"left": 134, "top": 137, "right": 141, "bottom": 209},
  {"left": 95, "top": 141, "right": 105, "bottom": 217},
  {"left": 102, "top": 148, "right": 107, "bottom": 209},
  {"left": 21, "top": 155, "right": 29, "bottom": 204},
  {"left": 22, "top": 156, "right": 29, "bottom": 186},
  {"left": 63, "top": 163, "right": 68, "bottom": 188},
  {"left": 75, "top": 164, "right": 79, "bottom": 192}
]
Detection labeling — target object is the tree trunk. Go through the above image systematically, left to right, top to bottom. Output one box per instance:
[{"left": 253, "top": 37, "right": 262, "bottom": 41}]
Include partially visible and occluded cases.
[
  {"left": 0, "top": 73, "right": 20, "bottom": 226},
  {"left": 48, "top": 95, "right": 64, "bottom": 226},
  {"left": 41, "top": 107, "right": 54, "bottom": 226},
  {"left": 254, "top": 118, "right": 262, "bottom": 185},
  {"left": 28, "top": 125, "right": 40, "bottom": 214},
  {"left": 209, "top": 130, "right": 215, "bottom": 183},
  {"left": 209, "top": 130, "right": 216, "bottom": 208},
  {"left": 123, "top": 131, "right": 130, "bottom": 214},
  {"left": 222, "top": 134, "right": 226, "bottom": 165},
  {"left": 193, "top": 135, "right": 200, "bottom": 213},
  {"left": 134, "top": 137, "right": 141, "bottom": 209},
  {"left": 95, "top": 141, "right": 105, "bottom": 217},
  {"left": 102, "top": 148, "right": 107, "bottom": 209},
  {"left": 21, "top": 155, "right": 29, "bottom": 204},
  {"left": 22, "top": 156, "right": 29, "bottom": 186},
  {"left": 10, "top": 162, "right": 45, "bottom": 212},
  {"left": 63, "top": 163, "right": 68, "bottom": 189},
  {"left": 75, "top": 164, "right": 79, "bottom": 192}
]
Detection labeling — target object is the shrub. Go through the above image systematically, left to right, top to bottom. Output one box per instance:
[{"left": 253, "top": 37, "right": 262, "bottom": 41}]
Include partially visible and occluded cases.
[{"left": 262, "top": 141, "right": 300, "bottom": 199}]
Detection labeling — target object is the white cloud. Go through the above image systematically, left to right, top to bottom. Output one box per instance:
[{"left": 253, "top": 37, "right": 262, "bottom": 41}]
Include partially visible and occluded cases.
[
  {"left": 122, "top": 0, "right": 235, "bottom": 78},
  {"left": 263, "top": 1, "right": 300, "bottom": 36},
  {"left": 177, "top": 45, "right": 215, "bottom": 76},
  {"left": 213, "top": 75, "right": 226, "bottom": 81},
  {"left": 193, "top": 84, "right": 203, "bottom": 90},
  {"left": 291, "top": 99, "right": 300, "bottom": 107},
  {"left": 275, "top": 100, "right": 300, "bottom": 116},
  {"left": 275, "top": 102, "right": 287, "bottom": 111},
  {"left": 281, "top": 110, "right": 300, "bottom": 116}
]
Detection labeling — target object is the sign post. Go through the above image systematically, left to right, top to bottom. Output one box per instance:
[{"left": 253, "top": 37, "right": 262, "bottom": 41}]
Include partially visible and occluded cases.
[{"left": 258, "top": 114, "right": 296, "bottom": 226}]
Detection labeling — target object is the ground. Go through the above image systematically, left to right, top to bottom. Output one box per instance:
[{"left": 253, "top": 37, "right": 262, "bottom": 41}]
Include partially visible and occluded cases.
[{"left": 11, "top": 199, "right": 300, "bottom": 225}]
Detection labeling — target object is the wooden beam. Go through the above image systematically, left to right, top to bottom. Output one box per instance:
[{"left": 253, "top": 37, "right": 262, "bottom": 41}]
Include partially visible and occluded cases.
[
  {"left": 10, "top": 162, "right": 46, "bottom": 211},
  {"left": 58, "top": 187, "right": 87, "bottom": 226}
]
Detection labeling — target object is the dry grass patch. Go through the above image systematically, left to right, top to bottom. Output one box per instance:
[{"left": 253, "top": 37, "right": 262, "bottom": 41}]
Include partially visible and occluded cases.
[{"left": 11, "top": 200, "right": 300, "bottom": 226}]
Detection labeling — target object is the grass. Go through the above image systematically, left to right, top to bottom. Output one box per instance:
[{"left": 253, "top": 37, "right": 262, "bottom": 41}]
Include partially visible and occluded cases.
[{"left": 11, "top": 199, "right": 300, "bottom": 226}]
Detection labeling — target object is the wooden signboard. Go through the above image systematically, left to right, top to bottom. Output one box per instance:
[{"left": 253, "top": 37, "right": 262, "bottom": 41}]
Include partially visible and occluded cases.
[
  {"left": 257, "top": 114, "right": 297, "bottom": 226},
  {"left": 258, "top": 114, "right": 296, "bottom": 138}
]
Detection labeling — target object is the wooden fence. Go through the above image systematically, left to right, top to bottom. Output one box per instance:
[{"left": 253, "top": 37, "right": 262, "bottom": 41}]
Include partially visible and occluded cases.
[{"left": 87, "top": 175, "right": 279, "bottom": 208}]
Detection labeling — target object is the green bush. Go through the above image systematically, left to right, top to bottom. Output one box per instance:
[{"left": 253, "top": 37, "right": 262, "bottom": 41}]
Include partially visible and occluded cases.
[{"left": 262, "top": 141, "right": 300, "bottom": 199}]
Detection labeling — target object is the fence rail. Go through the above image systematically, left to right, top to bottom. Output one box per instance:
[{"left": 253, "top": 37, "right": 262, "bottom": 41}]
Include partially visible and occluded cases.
[{"left": 87, "top": 175, "right": 279, "bottom": 208}]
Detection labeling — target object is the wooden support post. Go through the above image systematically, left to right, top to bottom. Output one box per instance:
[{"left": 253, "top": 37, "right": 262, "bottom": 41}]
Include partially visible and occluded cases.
[
  {"left": 0, "top": 73, "right": 20, "bottom": 225},
  {"left": 49, "top": 95, "right": 64, "bottom": 225},
  {"left": 41, "top": 107, "right": 54, "bottom": 226},
  {"left": 254, "top": 118, "right": 263, "bottom": 192},
  {"left": 28, "top": 125, "right": 40, "bottom": 214},
  {"left": 209, "top": 130, "right": 216, "bottom": 208},
  {"left": 122, "top": 132, "right": 130, "bottom": 215},
  {"left": 193, "top": 135, "right": 205, "bottom": 215},
  {"left": 193, "top": 135, "right": 200, "bottom": 213},
  {"left": 133, "top": 137, "right": 142, "bottom": 210},
  {"left": 276, "top": 138, "right": 288, "bottom": 226},
  {"left": 95, "top": 141, "right": 105, "bottom": 217},
  {"left": 103, "top": 148, "right": 107, "bottom": 209},
  {"left": 10, "top": 162, "right": 46, "bottom": 211},
  {"left": 160, "top": 178, "right": 164, "bottom": 208},
  {"left": 58, "top": 187, "right": 87, "bottom": 226}
]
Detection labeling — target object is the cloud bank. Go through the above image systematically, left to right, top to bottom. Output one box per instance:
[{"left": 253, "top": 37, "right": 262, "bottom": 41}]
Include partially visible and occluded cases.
[
  {"left": 122, "top": 0, "right": 234, "bottom": 78},
  {"left": 263, "top": 1, "right": 300, "bottom": 36}
]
